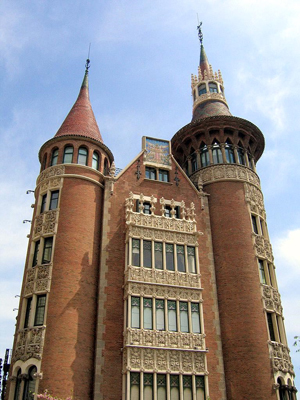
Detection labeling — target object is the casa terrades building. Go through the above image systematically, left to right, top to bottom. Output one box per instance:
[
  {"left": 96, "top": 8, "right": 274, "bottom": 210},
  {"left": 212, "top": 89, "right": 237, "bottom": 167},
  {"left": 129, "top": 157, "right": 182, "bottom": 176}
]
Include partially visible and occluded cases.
[{"left": 6, "top": 27, "right": 297, "bottom": 400}]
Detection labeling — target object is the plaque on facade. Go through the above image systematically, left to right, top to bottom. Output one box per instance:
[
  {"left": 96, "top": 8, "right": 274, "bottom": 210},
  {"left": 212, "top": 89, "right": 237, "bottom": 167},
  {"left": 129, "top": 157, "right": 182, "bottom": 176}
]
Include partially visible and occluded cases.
[{"left": 143, "top": 137, "right": 171, "bottom": 167}]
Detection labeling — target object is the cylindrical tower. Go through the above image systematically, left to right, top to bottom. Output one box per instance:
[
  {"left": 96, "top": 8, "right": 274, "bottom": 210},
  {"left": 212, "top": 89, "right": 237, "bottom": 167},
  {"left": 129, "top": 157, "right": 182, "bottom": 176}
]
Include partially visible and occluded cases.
[
  {"left": 171, "top": 25, "right": 296, "bottom": 400},
  {"left": 8, "top": 63, "right": 113, "bottom": 400}
]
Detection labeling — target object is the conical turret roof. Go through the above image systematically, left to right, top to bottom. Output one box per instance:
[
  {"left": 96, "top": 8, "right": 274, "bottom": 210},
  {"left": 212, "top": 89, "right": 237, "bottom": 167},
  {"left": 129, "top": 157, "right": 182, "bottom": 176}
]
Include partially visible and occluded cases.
[{"left": 55, "top": 66, "right": 103, "bottom": 143}]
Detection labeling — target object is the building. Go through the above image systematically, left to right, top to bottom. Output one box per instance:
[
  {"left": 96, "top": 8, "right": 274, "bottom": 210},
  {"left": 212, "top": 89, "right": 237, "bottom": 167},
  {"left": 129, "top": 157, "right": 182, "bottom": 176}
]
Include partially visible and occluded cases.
[{"left": 6, "top": 26, "right": 297, "bottom": 400}]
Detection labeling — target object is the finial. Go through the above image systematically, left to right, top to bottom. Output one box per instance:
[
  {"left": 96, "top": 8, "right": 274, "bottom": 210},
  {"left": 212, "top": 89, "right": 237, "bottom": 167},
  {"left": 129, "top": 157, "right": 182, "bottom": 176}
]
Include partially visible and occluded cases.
[
  {"left": 197, "top": 17, "right": 203, "bottom": 46},
  {"left": 85, "top": 43, "right": 91, "bottom": 73}
]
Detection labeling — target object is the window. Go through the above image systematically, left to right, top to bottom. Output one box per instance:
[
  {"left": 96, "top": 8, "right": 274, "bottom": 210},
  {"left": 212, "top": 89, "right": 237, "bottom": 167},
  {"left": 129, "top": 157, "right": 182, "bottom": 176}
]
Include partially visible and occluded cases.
[
  {"left": 209, "top": 82, "right": 218, "bottom": 93},
  {"left": 198, "top": 84, "right": 206, "bottom": 95},
  {"left": 212, "top": 142, "right": 223, "bottom": 164},
  {"left": 225, "top": 142, "right": 235, "bottom": 163},
  {"left": 200, "top": 144, "right": 210, "bottom": 167},
  {"left": 63, "top": 146, "right": 73, "bottom": 163},
  {"left": 78, "top": 146, "right": 88, "bottom": 165},
  {"left": 237, "top": 147, "right": 245, "bottom": 165},
  {"left": 51, "top": 148, "right": 58, "bottom": 166},
  {"left": 92, "top": 151, "right": 100, "bottom": 170},
  {"left": 191, "top": 153, "right": 198, "bottom": 172},
  {"left": 42, "top": 154, "right": 47, "bottom": 171},
  {"left": 104, "top": 158, "right": 109, "bottom": 175},
  {"left": 145, "top": 167, "right": 156, "bottom": 180},
  {"left": 158, "top": 169, "right": 169, "bottom": 182},
  {"left": 49, "top": 190, "right": 59, "bottom": 210},
  {"left": 40, "top": 194, "right": 47, "bottom": 213},
  {"left": 143, "top": 202, "right": 151, "bottom": 214},
  {"left": 165, "top": 205, "right": 180, "bottom": 218},
  {"left": 251, "top": 215, "right": 258, "bottom": 234},
  {"left": 260, "top": 218, "right": 266, "bottom": 237},
  {"left": 42, "top": 237, "right": 53, "bottom": 264},
  {"left": 132, "top": 239, "right": 140, "bottom": 267},
  {"left": 32, "top": 241, "right": 40, "bottom": 267},
  {"left": 143, "top": 241, "right": 152, "bottom": 268},
  {"left": 154, "top": 242, "right": 163, "bottom": 270},
  {"left": 166, "top": 244, "right": 175, "bottom": 271},
  {"left": 176, "top": 245, "right": 186, "bottom": 272},
  {"left": 187, "top": 247, "right": 196, "bottom": 273},
  {"left": 258, "top": 260, "right": 267, "bottom": 284},
  {"left": 34, "top": 295, "right": 46, "bottom": 326},
  {"left": 24, "top": 297, "right": 32, "bottom": 328},
  {"left": 131, "top": 297, "right": 140, "bottom": 328},
  {"left": 143, "top": 298, "right": 153, "bottom": 329},
  {"left": 156, "top": 299, "right": 165, "bottom": 330},
  {"left": 168, "top": 301, "right": 177, "bottom": 331},
  {"left": 179, "top": 302, "right": 189, "bottom": 332},
  {"left": 191, "top": 303, "right": 201, "bottom": 333},
  {"left": 267, "top": 312, "right": 276, "bottom": 341},
  {"left": 22, "top": 366, "right": 37, "bottom": 400},
  {"left": 13, "top": 369, "right": 21, "bottom": 400},
  {"left": 144, "top": 373, "right": 153, "bottom": 400}
]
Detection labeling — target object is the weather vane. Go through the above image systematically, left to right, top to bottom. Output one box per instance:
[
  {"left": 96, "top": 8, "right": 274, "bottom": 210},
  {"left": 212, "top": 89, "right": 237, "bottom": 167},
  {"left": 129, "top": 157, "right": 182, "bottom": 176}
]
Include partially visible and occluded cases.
[
  {"left": 197, "top": 16, "right": 203, "bottom": 45},
  {"left": 85, "top": 43, "right": 91, "bottom": 72}
]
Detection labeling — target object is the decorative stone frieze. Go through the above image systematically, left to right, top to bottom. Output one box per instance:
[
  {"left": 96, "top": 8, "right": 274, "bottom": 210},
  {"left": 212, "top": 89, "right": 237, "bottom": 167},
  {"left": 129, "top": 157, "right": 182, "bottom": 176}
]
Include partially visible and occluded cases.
[
  {"left": 190, "top": 164, "right": 260, "bottom": 189},
  {"left": 37, "top": 165, "right": 65, "bottom": 186},
  {"left": 244, "top": 182, "right": 266, "bottom": 218},
  {"left": 33, "top": 210, "right": 58, "bottom": 238},
  {"left": 253, "top": 234, "right": 273, "bottom": 262},
  {"left": 24, "top": 265, "right": 51, "bottom": 296},
  {"left": 125, "top": 266, "right": 201, "bottom": 288},
  {"left": 124, "top": 282, "right": 202, "bottom": 301},
  {"left": 262, "top": 285, "right": 283, "bottom": 314},
  {"left": 13, "top": 326, "right": 45, "bottom": 362},
  {"left": 124, "top": 328, "right": 205, "bottom": 350},
  {"left": 269, "top": 342, "right": 294, "bottom": 375},
  {"left": 123, "top": 346, "right": 206, "bottom": 374}
]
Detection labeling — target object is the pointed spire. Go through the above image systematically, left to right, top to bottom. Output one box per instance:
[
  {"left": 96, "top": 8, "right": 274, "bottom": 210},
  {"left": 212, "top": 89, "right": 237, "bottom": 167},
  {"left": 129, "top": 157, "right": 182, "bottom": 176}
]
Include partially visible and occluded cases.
[
  {"left": 197, "top": 22, "right": 210, "bottom": 77},
  {"left": 54, "top": 59, "right": 103, "bottom": 143}
]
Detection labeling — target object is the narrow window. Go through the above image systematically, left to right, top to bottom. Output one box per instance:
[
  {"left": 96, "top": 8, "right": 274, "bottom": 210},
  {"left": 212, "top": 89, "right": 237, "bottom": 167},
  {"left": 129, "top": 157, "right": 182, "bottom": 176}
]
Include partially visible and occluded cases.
[
  {"left": 209, "top": 82, "right": 218, "bottom": 93},
  {"left": 198, "top": 84, "right": 206, "bottom": 95},
  {"left": 212, "top": 142, "right": 223, "bottom": 164},
  {"left": 225, "top": 143, "right": 235, "bottom": 163},
  {"left": 200, "top": 144, "right": 210, "bottom": 167},
  {"left": 63, "top": 146, "right": 73, "bottom": 164},
  {"left": 77, "top": 147, "right": 88, "bottom": 165},
  {"left": 237, "top": 147, "right": 245, "bottom": 165},
  {"left": 51, "top": 148, "right": 58, "bottom": 166},
  {"left": 92, "top": 151, "right": 99, "bottom": 170},
  {"left": 191, "top": 153, "right": 197, "bottom": 172},
  {"left": 42, "top": 154, "right": 47, "bottom": 171},
  {"left": 103, "top": 158, "right": 109, "bottom": 175},
  {"left": 145, "top": 167, "right": 156, "bottom": 180},
  {"left": 158, "top": 169, "right": 169, "bottom": 182},
  {"left": 49, "top": 190, "right": 59, "bottom": 210},
  {"left": 40, "top": 194, "right": 47, "bottom": 213},
  {"left": 143, "top": 202, "right": 151, "bottom": 214},
  {"left": 165, "top": 205, "right": 171, "bottom": 218},
  {"left": 251, "top": 215, "right": 258, "bottom": 234},
  {"left": 260, "top": 218, "right": 265, "bottom": 236},
  {"left": 42, "top": 237, "right": 53, "bottom": 264},
  {"left": 132, "top": 239, "right": 140, "bottom": 267},
  {"left": 32, "top": 240, "right": 40, "bottom": 267},
  {"left": 143, "top": 241, "right": 152, "bottom": 268},
  {"left": 154, "top": 242, "right": 163, "bottom": 270},
  {"left": 166, "top": 244, "right": 175, "bottom": 271},
  {"left": 176, "top": 245, "right": 186, "bottom": 272},
  {"left": 187, "top": 247, "right": 196, "bottom": 273},
  {"left": 258, "top": 260, "right": 267, "bottom": 284},
  {"left": 267, "top": 263, "right": 273, "bottom": 286},
  {"left": 34, "top": 295, "right": 46, "bottom": 326},
  {"left": 24, "top": 297, "right": 32, "bottom": 328},
  {"left": 131, "top": 297, "right": 140, "bottom": 328},
  {"left": 143, "top": 298, "right": 153, "bottom": 330},
  {"left": 156, "top": 299, "right": 165, "bottom": 330},
  {"left": 168, "top": 300, "right": 177, "bottom": 331},
  {"left": 179, "top": 302, "right": 189, "bottom": 332},
  {"left": 191, "top": 303, "right": 201, "bottom": 333},
  {"left": 267, "top": 312, "right": 276, "bottom": 341},
  {"left": 276, "top": 315, "right": 282, "bottom": 343},
  {"left": 22, "top": 366, "right": 37, "bottom": 400},
  {"left": 13, "top": 369, "right": 22, "bottom": 400},
  {"left": 130, "top": 372, "right": 140, "bottom": 400},
  {"left": 144, "top": 374, "right": 153, "bottom": 400},
  {"left": 157, "top": 375, "right": 166, "bottom": 400},
  {"left": 170, "top": 375, "right": 179, "bottom": 400},
  {"left": 183, "top": 376, "right": 192, "bottom": 400},
  {"left": 196, "top": 376, "right": 205, "bottom": 400}
]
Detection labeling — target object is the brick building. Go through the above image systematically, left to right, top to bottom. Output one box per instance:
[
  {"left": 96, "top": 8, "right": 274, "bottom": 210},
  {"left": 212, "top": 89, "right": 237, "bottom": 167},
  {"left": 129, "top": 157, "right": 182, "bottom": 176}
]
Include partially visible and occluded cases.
[{"left": 7, "top": 26, "right": 297, "bottom": 400}]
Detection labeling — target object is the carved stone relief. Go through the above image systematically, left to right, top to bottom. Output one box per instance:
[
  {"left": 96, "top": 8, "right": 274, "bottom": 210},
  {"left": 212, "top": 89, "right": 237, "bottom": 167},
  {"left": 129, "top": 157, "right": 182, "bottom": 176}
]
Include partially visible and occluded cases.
[
  {"left": 37, "top": 165, "right": 65, "bottom": 186},
  {"left": 244, "top": 183, "right": 266, "bottom": 218},
  {"left": 33, "top": 210, "right": 58, "bottom": 239},
  {"left": 253, "top": 235, "right": 274, "bottom": 262},
  {"left": 24, "top": 265, "right": 51, "bottom": 296},
  {"left": 125, "top": 282, "right": 202, "bottom": 301},
  {"left": 262, "top": 286, "right": 283, "bottom": 314},
  {"left": 13, "top": 327, "right": 45, "bottom": 362},
  {"left": 269, "top": 342, "right": 294, "bottom": 375}
]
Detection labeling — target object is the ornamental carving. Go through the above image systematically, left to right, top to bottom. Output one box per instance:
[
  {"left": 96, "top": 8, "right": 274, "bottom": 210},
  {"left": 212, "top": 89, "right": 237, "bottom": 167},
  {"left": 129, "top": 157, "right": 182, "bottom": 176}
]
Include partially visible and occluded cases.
[
  {"left": 191, "top": 164, "right": 260, "bottom": 189},
  {"left": 37, "top": 165, "right": 65, "bottom": 186},
  {"left": 244, "top": 183, "right": 265, "bottom": 218},
  {"left": 33, "top": 210, "right": 58, "bottom": 238},
  {"left": 127, "top": 214, "right": 197, "bottom": 235},
  {"left": 253, "top": 235, "right": 273, "bottom": 262},
  {"left": 25, "top": 265, "right": 51, "bottom": 296},
  {"left": 125, "top": 266, "right": 201, "bottom": 288},
  {"left": 125, "top": 282, "right": 202, "bottom": 301},
  {"left": 262, "top": 286, "right": 283, "bottom": 314},
  {"left": 13, "top": 327, "right": 45, "bottom": 362},
  {"left": 125, "top": 328, "right": 205, "bottom": 350},
  {"left": 269, "top": 342, "right": 294, "bottom": 375},
  {"left": 124, "top": 346, "right": 206, "bottom": 374}
]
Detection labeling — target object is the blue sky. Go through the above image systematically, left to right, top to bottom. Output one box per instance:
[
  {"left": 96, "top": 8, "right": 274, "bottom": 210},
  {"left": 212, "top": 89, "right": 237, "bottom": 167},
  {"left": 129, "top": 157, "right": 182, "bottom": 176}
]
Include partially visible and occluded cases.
[{"left": 0, "top": 0, "right": 299, "bottom": 388}]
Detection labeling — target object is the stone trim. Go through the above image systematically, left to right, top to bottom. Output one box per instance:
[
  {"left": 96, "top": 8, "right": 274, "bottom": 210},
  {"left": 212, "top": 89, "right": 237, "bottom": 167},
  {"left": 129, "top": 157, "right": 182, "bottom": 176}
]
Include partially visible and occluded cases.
[
  {"left": 262, "top": 285, "right": 283, "bottom": 315},
  {"left": 13, "top": 327, "right": 46, "bottom": 362},
  {"left": 269, "top": 342, "right": 294, "bottom": 376}
]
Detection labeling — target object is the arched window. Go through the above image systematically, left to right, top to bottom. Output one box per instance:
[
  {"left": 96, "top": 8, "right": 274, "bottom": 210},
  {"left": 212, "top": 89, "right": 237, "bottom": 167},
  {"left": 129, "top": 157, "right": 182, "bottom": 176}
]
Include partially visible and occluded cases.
[
  {"left": 209, "top": 82, "right": 218, "bottom": 93},
  {"left": 198, "top": 84, "right": 206, "bottom": 95},
  {"left": 212, "top": 141, "right": 223, "bottom": 164},
  {"left": 225, "top": 141, "right": 235, "bottom": 164},
  {"left": 200, "top": 144, "right": 210, "bottom": 167},
  {"left": 63, "top": 146, "right": 73, "bottom": 164},
  {"left": 77, "top": 146, "right": 88, "bottom": 166},
  {"left": 237, "top": 146, "right": 245, "bottom": 165},
  {"left": 51, "top": 148, "right": 59, "bottom": 166},
  {"left": 92, "top": 151, "right": 100, "bottom": 170},
  {"left": 191, "top": 152, "right": 197, "bottom": 172},
  {"left": 104, "top": 158, "right": 109, "bottom": 175},
  {"left": 22, "top": 366, "right": 37, "bottom": 400},
  {"left": 13, "top": 369, "right": 22, "bottom": 400}
]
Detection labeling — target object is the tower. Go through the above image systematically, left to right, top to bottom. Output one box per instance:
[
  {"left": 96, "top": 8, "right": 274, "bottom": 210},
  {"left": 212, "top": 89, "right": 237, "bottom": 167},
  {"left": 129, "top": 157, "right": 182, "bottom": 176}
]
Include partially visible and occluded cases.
[{"left": 7, "top": 27, "right": 296, "bottom": 400}]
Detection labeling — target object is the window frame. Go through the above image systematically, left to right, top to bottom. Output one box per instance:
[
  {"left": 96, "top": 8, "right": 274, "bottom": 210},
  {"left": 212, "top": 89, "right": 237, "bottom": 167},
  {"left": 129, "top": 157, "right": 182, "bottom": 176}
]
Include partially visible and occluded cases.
[
  {"left": 63, "top": 146, "right": 74, "bottom": 164},
  {"left": 77, "top": 146, "right": 88, "bottom": 166},
  {"left": 51, "top": 148, "right": 59, "bottom": 166},
  {"left": 49, "top": 190, "right": 59, "bottom": 210},
  {"left": 42, "top": 237, "right": 53, "bottom": 264}
]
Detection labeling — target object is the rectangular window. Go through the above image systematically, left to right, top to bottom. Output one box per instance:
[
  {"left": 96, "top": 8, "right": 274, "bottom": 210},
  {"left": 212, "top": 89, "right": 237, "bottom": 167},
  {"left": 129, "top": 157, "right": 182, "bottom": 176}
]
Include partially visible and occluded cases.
[
  {"left": 145, "top": 167, "right": 156, "bottom": 180},
  {"left": 158, "top": 169, "right": 169, "bottom": 182},
  {"left": 49, "top": 190, "right": 59, "bottom": 210},
  {"left": 40, "top": 194, "right": 47, "bottom": 213},
  {"left": 143, "top": 202, "right": 151, "bottom": 214},
  {"left": 165, "top": 205, "right": 180, "bottom": 218},
  {"left": 251, "top": 215, "right": 258, "bottom": 234},
  {"left": 42, "top": 237, "right": 53, "bottom": 264},
  {"left": 132, "top": 239, "right": 140, "bottom": 267},
  {"left": 32, "top": 240, "right": 40, "bottom": 267},
  {"left": 143, "top": 241, "right": 152, "bottom": 268},
  {"left": 154, "top": 242, "right": 163, "bottom": 270},
  {"left": 166, "top": 244, "right": 175, "bottom": 271},
  {"left": 177, "top": 245, "right": 186, "bottom": 272},
  {"left": 187, "top": 247, "right": 196, "bottom": 273},
  {"left": 258, "top": 259, "right": 267, "bottom": 284},
  {"left": 267, "top": 263, "right": 273, "bottom": 286},
  {"left": 34, "top": 294, "right": 46, "bottom": 326},
  {"left": 24, "top": 297, "right": 32, "bottom": 328},
  {"left": 131, "top": 297, "right": 140, "bottom": 329},
  {"left": 143, "top": 298, "right": 153, "bottom": 330},
  {"left": 156, "top": 299, "right": 165, "bottom": 331},
  {"left": 168, "top": 301, "right": 177, "bottom": 331},
  {"left": 179, "top": 302, "right": 189, "bottom": 332},
  {"left": 191, "top": 303, "right": 201, "bottom": 333},
  {"left": 267, "top": 312, "right": 276, "bottom": 341},
  {"left": 130, "top": 372, "right": 140, "bottom": 400},
  {"left": 144, "top": 374, "right": 153, "bottom": 400},
  {"left": 157, "top": 374, "right": 166, "bottom": 400},
  {"left": 170, "top": 375, "right": 179, "bottom": 400},
  {"left": 183, "top": 376, "right": 192, "bottom": 400},
  {"left": 196, "top": 376, "right": 205, "bottom": 400}
]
